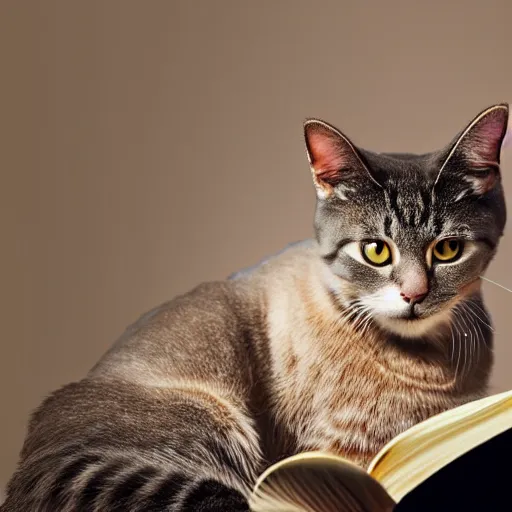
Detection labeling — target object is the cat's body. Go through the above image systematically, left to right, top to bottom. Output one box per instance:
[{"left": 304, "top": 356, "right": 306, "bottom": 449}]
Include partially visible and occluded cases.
[{"left": 2, "top": 104, "right": 508, "bottom": 511}]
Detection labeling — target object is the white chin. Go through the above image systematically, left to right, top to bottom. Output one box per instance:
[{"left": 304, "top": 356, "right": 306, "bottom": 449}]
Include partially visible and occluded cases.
[{"left": 374, "top": 310, "right": 452, "bottom": 338}]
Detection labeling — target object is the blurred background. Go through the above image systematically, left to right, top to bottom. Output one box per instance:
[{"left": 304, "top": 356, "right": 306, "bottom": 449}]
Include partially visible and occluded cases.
[{"left": 2, "top": 0, "right": 512, "bottom": 498}]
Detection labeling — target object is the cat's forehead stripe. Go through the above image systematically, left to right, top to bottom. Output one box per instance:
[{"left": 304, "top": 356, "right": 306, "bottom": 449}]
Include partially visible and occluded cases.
[
  {"left": 380, "top": 185, "right": 447, "bottom": 243},
  {"left": 384, "top": 186, "right": 433, "bottom": 228}
]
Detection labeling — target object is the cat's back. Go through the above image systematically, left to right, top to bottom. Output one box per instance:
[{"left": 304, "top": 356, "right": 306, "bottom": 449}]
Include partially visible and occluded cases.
[
  {"left": 228, "top": 238, "right": 319, "bottom": 282},
  {"left": 88, "top": 239, "right": 317, "bottom": 386},
  {"left": 88, "top": 279, "right": 254, "bottom": 386}
]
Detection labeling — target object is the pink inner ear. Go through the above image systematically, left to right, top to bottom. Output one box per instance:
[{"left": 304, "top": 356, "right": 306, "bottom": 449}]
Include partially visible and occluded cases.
[
  {"left": 466, "top": 109, "right": 507, "bottom": 166},
  {"left": 502, "top": 125, "right": 512, "bottom": 149},
  {"left": 307, "top": 129, "right": 346, "bottom": 184}
]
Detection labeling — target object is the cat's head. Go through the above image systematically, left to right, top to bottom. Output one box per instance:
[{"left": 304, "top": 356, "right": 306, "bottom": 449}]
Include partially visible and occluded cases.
[{"left": 304, "top": 104, "right": 508, "bottom": 338}]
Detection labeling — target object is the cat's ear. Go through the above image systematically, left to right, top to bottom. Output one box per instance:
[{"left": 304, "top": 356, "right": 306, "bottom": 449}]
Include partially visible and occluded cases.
[
  {"left": 436, "top": 103, "right": 509, "bottom": 195},
  {"left": 304, "top": 119, "right": 380, "bottom": 199}
]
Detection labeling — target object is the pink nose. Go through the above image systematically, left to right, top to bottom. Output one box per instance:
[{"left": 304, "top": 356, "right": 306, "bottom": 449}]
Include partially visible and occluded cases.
[
  {"left": 400, "top": 270, "right": 428, "bottom": 304},
  {"left": 400, "top": 290, "right": 427, "bottom": 304}
]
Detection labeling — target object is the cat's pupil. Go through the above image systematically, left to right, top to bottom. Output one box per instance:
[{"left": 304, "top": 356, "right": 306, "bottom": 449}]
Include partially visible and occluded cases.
[
  {"left": 448, "top": 240, "right": 458, "bottom": 252},
  {"left": 374, "top": 241, "right": 384, "bottom": 254}
]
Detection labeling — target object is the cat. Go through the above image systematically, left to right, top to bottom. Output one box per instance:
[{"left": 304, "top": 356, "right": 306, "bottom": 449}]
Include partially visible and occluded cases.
[{"left": 1, "top": 103, "right": 508, "bottom": 511}]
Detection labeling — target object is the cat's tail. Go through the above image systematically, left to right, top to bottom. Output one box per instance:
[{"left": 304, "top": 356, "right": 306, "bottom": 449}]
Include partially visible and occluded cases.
[{"left": 1, "top": 379, "right": 264, "bottom": 511}]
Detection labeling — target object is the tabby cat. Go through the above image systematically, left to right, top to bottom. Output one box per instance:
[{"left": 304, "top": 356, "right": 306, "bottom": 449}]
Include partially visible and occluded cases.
[{"left": 2, "top": 103, "right": 508, "bottom": 511}]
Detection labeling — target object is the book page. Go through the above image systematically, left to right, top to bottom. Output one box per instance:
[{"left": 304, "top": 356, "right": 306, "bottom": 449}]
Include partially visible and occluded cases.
[
  {"left": 367, "top": 389, "right": 512, "bottom": 503},
  {"left": 249, "top": 452, "right": 396, "bottom": 512}
]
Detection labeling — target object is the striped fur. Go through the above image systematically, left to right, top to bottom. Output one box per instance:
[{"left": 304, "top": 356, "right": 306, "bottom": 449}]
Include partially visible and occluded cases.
[
  {"left": 2, "top": 105, "right": 507, "bottom": 510},
  {"left": 1, "top": 245, "right": 496, "bottom": 510},
  {"left": 2, "top": 283, "right": 266, "bottom": 511}
]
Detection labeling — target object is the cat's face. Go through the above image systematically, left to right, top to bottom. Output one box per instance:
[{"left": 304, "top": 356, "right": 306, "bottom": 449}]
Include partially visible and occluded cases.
[{"left": 305, "top": 104, "right": 508, "bottom": 338}]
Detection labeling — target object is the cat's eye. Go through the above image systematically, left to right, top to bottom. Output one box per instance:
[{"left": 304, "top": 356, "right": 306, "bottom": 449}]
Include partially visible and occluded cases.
[
  {"left": 433, "top": 239, "right": 463, "bottom": 263},
  {"left": 361, "top": 240, "right": 392, "bottom": 267}
]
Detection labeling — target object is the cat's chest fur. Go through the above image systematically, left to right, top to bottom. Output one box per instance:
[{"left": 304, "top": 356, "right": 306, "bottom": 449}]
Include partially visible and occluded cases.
[
  {"left": 260, "top": 249, "right": 483, "bottom": 467},
  {"left": 269, "top": 319, "right": 475, "bottom": 467},
  {"left": 273, "top": 351, "right": 460, "bottom": 467}
]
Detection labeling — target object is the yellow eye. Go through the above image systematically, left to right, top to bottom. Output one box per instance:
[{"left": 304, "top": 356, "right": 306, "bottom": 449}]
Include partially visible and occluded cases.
[
  {"left": 433, "top": 239, "right": 462, "bottom": 262},
  {"left": 361, "top": 240, "right": 392, "bottom": 266}
]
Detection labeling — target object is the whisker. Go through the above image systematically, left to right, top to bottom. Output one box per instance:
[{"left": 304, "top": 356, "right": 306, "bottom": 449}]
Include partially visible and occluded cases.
[
  {"left": 480, "top": 275, "right": 512, "bottom": 294},
  {"left": 465, "top": 299, "right": 495, "bottom": 332},
  {"left": 464, "top": 301, "right": 493, "bottom": 345},
  {"left": 347, "top": 302, "right": 372, "bottom": 332},
  {"left": 338, "top": 303, "right": 361, "bottom": 326},
  {"left": 465, "top": 303, "right": 485, "bottom": 362},
  {"left": 458, "top": 305, "right": 475, "bottom": 378},
  {"left": 350, "top": 306, "right": 367, "bottom": 328},
  {"left": 450, "top": 306, "right": 460, "bottom": 378},
  {"left": 451, "top": 307, "right": 466, "bottom": 380},
  {"left": 358, "top": 309, "right": 374, "bottom": 338},
  {"left": 458, "top": 309, "right": 471, "bottom": 379},
  {"left": 448, "top": 313, "right": 456, "bottom": 375},
  {"left": 360, "top": 320, "right": 373, "bottom": 340}
]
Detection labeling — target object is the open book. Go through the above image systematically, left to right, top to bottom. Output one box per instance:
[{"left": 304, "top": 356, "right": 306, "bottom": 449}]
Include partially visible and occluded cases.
[{"left": 248, "top": 389, "right": 512, "bottom": 511}]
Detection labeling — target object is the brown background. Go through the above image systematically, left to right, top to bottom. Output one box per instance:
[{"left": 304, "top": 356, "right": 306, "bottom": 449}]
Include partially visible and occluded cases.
[{"left": 2, "top": 0, "right": 512, "bottom": 496}]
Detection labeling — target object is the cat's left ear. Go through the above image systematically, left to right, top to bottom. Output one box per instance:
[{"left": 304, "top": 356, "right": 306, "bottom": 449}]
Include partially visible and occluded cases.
[
  {"left": 436, "top": 103, "right": 509, "bottom": 195},
  {"left": 304, "top": 119, "right": 381, "bottom": 199}
]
